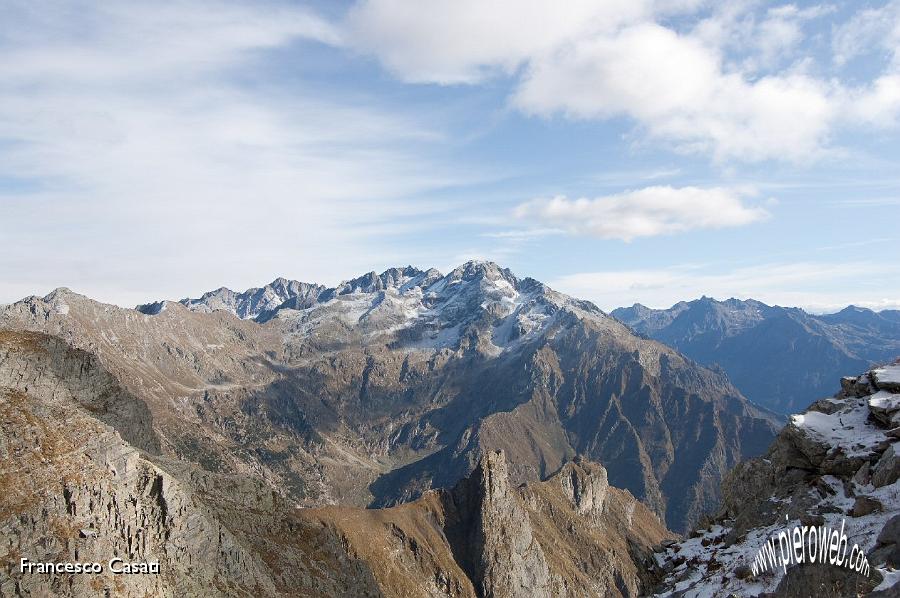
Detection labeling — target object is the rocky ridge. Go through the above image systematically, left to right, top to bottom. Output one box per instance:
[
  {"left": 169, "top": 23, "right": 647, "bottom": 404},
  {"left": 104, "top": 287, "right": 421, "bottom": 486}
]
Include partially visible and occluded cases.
[
  {"left": 144, "top": 277, "right": 328, "bottom": 321},
  {"left": 0, "top": 331, "right": 276, "bottom": 596},
  {"left": 651, "top": 362, "right": 900, "bottom": 597},
  {"left": 301, "top": 449, "right": 670, "bottom": 597}
]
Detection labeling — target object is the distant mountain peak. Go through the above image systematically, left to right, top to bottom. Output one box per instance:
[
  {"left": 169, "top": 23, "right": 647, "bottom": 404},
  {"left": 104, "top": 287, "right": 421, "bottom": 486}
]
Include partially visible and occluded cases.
[
  {"left": 135, "top": 261, "right": 614, "bottom": 359},
  {"left": 331, "top": 266, "right": 429, "bottom": 297},
  {"left": 173, "top": 277, "right": 326, "bottom": 321},
  {"left": 45, "top": 286, "right": 74, "bottom": 297},
  {"left": 611, "top": 296, "right": 900, "bottom": 414},
  {"left": 135, "top": 300, "right": 169, "bottom": 315},
  {"left": 839, "top": 304, "right": 871, "bottom": 313}
]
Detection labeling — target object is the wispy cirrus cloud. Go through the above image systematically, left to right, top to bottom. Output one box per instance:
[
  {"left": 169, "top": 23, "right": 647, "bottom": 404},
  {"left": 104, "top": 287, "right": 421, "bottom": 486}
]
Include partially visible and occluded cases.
[
  {"left": 0, "top": 0, "right": 472, "bottom": 305},
  {"left": 513, "top": 186, "right": 769, "bottom": 241}
]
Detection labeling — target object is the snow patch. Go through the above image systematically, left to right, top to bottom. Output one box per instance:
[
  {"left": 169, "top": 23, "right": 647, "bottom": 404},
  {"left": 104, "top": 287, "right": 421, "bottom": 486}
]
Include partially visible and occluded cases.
[{"left": 792, "top": 399, "right": 887, "bottom": 457}]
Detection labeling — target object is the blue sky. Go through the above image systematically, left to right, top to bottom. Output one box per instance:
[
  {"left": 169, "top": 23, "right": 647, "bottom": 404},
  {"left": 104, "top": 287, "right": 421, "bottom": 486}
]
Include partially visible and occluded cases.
[{"left": 1, "top": 0, "right": 899, "bottom": 311}]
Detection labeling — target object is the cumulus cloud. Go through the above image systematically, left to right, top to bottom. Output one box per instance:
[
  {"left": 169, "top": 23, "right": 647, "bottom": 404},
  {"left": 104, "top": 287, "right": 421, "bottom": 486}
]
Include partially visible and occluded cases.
[
  {"left": 345, "top": 0, "right": 900, "bottom": 162},
  {"left": 513, "top": 23, "right": 836, "bottom": 162},
  {"left": 848, "top": 75, "right": 900, "bottom": 127},
  {"left": 513, "top": 186, "right": 769, "bottom": 241}
]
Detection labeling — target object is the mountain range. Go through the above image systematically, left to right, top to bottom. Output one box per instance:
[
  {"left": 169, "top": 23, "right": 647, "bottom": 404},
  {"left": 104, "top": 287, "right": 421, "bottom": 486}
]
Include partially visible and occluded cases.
[
  {"left": 2, "top": 261, "right": 898, "bottom": 596},
  {"left": 1, "top": 263, "right": 778, "bottom": 534},
  {"left": 612, "top": 298, "right": 900, "bottom": 414},
  {"left": 0, "top": 328, "right": 671, "bottom": 596}
]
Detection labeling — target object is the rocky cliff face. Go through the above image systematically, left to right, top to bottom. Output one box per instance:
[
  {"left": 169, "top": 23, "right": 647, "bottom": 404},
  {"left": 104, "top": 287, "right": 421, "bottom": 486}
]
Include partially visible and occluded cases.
[
  {"left": 612, "top": 298, "right": 900, "bottom": 414},
  {"left": 0, "top": 331, "right": 277, "bottom": 596},
  {"left": 650, "top": 362, "right": 900, "bottom": 597},
  {"left": 456, "top": 450, "right": 555, "bottom": 597}
]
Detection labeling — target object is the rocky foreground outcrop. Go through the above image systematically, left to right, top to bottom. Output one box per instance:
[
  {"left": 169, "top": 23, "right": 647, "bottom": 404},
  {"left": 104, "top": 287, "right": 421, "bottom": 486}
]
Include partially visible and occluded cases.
[
  {"left": 0, "top": 331, "right": 669, "bottom": 596},
  {"left": 651, "top": 362, "right": 900, "bottom": 597}
]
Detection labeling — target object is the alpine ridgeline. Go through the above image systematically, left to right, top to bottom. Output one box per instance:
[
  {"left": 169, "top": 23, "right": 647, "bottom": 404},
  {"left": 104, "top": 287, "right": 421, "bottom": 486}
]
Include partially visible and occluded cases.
[{"left": 613, "top": 298, "right": 900, "bottom": 415}]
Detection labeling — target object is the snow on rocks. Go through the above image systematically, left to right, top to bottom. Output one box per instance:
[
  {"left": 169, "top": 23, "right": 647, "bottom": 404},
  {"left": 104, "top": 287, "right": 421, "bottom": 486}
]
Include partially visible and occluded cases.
[
  {"left": 224, "top": 261, "right": 608, "bottom": 357},
  {"left": 652, "top": 364, "right": 900, "bottom": 597},
  {"left": 872, "top": 364, "right": 900, "bottom": 392},
  {"left": 869, "top": 391, "right": 900, "bottom": 429},
  {"left": 791, "top": 396, "right": 890, "bottom": 460}
]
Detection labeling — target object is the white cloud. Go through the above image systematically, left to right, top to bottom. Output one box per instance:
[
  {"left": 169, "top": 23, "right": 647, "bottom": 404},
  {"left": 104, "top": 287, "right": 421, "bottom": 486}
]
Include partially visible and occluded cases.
[
  {"left": 344, "top": 0, "right": 650, "bottom": 84},
  {"left": 346, "top": 0, "right": 900, "bottom": 162},
  {"left": 832, "top": 0, "right": 900, "bottom": 68},
  {"left": 830, "top": 1, "right": 900, "bottom": 127},
  {"left": 749, "top": 4, "right": 835, "bottom": 70},
  {"left": 513, "top": 22, "right": 836, "bottom": 162},
  {"left": 847, "top": 74, "right": 900, "bottom": 128},
  {"left": 513, "top": 186, "right": 768, "bottom": 241},
  {"left": 550, "top": 261, "right": 900, "bottom": 312}
]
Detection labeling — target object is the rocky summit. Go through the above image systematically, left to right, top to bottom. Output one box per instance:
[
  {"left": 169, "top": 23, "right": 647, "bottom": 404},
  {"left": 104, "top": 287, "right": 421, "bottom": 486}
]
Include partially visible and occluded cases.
[{"left": 0, "top": 261, "right": 787, "bottom": 596}]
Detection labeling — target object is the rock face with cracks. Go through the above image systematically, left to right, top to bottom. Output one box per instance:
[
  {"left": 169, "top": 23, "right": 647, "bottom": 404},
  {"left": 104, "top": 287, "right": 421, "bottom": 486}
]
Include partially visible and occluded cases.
[
  {"left": 0, "top": 331, "right": 276, "bottom": 596},
  {"left": 304, "top": 450, "right": 671, "bottom": 598}
]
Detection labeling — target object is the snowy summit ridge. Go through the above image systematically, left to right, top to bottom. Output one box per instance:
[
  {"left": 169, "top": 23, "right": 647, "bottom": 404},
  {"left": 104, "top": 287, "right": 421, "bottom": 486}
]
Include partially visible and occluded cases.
[{"left": 138, "top": 261, "right": 608, "bottom": 356}]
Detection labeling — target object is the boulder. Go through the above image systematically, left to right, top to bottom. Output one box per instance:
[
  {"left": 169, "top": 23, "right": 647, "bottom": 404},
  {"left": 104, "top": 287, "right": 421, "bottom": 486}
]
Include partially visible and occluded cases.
[
  {"left": 871, "top": 366, "right": 900, "bottom": 393},
  {"left": 869, "top": 394, "right": 900, "bottom": 428},
  {"left": 872, "top": 445, "right": 900, "bottom": 488},
  {"left": 851, "top": 462, "right": 871, "bottom": 485},
  {"left": 851, "top": 496, "right": 883, "bottom": 517},
  {"left": 871, "top": 515, "right": 900, "bottom": 568}
]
